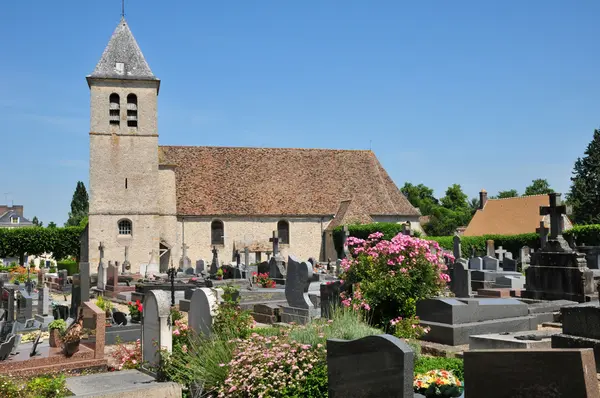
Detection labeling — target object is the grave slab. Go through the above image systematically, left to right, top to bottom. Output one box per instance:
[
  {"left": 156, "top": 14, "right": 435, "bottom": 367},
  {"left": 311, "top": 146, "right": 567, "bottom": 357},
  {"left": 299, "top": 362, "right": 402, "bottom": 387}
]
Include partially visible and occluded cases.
[
  {"left": 416, "top": 297, "right": 529, "bottom": 325},
  {"left": 469, "top": 329, "right": 559, "bottom": 350},
  {"left": 65, "top": 369, "right": 181, "bottom": 397}
]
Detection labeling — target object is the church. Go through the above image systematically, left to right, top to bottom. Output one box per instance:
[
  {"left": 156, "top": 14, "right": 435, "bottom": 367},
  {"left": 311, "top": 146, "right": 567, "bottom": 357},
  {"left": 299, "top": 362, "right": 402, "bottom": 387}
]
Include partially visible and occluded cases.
[{"left": 87, "top": 18, "right": 421, "bottom": 274}]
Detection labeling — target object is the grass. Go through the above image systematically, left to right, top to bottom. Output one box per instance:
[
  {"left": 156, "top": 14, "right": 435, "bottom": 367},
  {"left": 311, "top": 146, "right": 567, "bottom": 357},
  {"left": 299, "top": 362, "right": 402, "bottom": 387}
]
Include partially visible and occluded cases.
[{"left": 414, "top": 356, "right": 464, "bottom": 381}]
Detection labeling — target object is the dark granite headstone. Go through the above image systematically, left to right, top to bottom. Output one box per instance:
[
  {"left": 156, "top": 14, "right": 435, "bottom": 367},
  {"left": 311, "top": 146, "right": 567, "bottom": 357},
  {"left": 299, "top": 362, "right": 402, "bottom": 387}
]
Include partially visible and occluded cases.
[
  {"left": 210, "top": 247, "right": 219, "bottom": 275},
  {"left": 268, "top": 256, "right": 285, "bottom": 282},
  {"left": 285, "top": 256, "right": 313, "bottom": 310},
  {"left": 502, "top": 256, "right": 517, "bottom": 272},
  {"left": 468, "top": 257, "right": 482, "bottom": 271},
  {"left": 195, "top": 260, "right": 205, "bottom": 274},
  {"left": 451, "top": 262, "right": 472, "bottom": 298},
  {"left": 70, "top": 274, "right": 81, "bottom": 318},
  {"left": 320, "top": 281, "right": 343, "bottom": 319},
  {"left": 16, "top": 291, "right": 32, "bottom": 323},
  {"left": 552, "top": 304, "right": 600, "bottom": 371},
  {"left": 0, "top": 334, "right": 16, "bottom": 361},
  {"left": 327, "top": 335, "right": 414, "bottom": 398},
  {"left": 464, "top": 348, "right": 599, "bottom": 398}
]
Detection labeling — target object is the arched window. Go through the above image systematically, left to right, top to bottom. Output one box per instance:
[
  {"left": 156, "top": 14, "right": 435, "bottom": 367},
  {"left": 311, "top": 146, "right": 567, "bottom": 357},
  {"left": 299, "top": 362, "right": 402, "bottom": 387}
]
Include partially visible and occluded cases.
[
  {"left": 109, "top": 93, "right": 120, "bottom": 126},
  {"left": 127, "top": 94, "right": 138, "bottom": 128},
  {"left": 118, "top": 219, "right": 132, "bottom": 235},
  {"left": 211, "top": 220, "right": 224, "bottom": 245},
  {"left": 277, "top": 220, "right": 289, "bottom": 244}
]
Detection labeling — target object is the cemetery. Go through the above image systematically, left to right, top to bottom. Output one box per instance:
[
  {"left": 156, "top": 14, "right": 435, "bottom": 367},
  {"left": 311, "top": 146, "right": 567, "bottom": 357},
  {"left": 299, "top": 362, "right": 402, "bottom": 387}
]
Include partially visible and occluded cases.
[
  {"left": 6, "top": 3, "right": 600, "bottom": 397},
  {"left": 3, "top": 193, "right": 600, "bottom": 396}
]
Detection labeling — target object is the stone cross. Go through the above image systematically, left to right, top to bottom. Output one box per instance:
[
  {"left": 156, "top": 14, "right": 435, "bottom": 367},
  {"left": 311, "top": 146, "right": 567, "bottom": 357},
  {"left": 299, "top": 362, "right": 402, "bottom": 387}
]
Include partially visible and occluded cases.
[
  {"left": 539, "top": 193, "right": 567, "bottom": 239},
  {"left": 536, "top": 221, "right": 549, "bottom": 248},
  {"left": 342, "top": 225, "right": 351, "bottom": 259},
  {"left": 269, "top": 231, "right": 280, "bottom": 257},
  {"left": 453, "top": 235, "right": 462, "bottom": 260},
  {"left": 486, "top": 240, "right": 495, "bottom": 257},
  {"left": 97, "top": 243, "right": 107, "bottom": 290},
  {"left": 122, "top": 246, "right": 131, "bottom": 273},
  {"left": 210, "top": 246, "right": 219, "bottom": 275},
  {"left": 495, "top": 246, "right": 507, "bottom": 262},
  {"left": 244, "top": 247, "right": 250, "bottom": 280},
  {"left": 166, "top": 267, "right": 176, "bottom": 307}
]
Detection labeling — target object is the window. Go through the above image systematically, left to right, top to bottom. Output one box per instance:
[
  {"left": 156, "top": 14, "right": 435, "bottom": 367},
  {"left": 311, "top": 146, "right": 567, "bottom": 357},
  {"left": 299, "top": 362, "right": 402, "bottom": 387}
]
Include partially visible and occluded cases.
[
  {"left": 109, "top": 93, "right": 120, "bottom": 126},
  {"left": 127, "top": 94, "right": 138, "bottom": 128},
  {"left": 10, "top": 216, "right": 19, "bottom": 224},
  {"left": 118, "top": 219, "right": 132, "bottom": 235},
  {"left": 211, "top": 220, "right": 224, "bottom": 245},
  {"left": 277, "top": 220, "right": 289, "bottom": 244}
]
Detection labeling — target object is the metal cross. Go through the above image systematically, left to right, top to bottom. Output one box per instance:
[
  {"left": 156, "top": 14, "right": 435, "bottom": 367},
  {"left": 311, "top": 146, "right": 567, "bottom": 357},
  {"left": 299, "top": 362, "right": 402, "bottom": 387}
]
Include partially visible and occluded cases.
[{"left": 166, "top": 264, "right": 176, "bottom": 307}]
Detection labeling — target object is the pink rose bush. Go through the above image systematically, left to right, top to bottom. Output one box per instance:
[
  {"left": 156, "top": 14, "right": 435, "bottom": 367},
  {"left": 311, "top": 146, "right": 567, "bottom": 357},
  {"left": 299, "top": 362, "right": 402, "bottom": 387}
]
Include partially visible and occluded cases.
[
  {"left": 340, "top": 232, "right": 452, "bottom": 329},
  {"left": 217, "top": 332, "right": 326, "bottom": 397},
  {"left": 110, "top": 339, "right": 142, "bottom": 371}
]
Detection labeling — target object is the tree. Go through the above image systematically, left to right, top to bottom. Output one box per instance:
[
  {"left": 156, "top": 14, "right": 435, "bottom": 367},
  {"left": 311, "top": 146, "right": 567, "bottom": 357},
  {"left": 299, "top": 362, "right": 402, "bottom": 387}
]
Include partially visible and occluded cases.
[
  {"left": 567, "top": 129, "right": 600, "bottom": 224},
  {"left": 524, "top": 179, "right": 554, "bottom": 196},
  {"left": 65, "top": 181, "right": 89, "bottom": 227},
  {"left": 401, "top": 182, "right": 439, "bottom": 215},
  {"left": 440, "top": 184, "right": 469, "bottom": 211},
  {"left": 495, "top": 189, "right": 519, "bottom": 199},
  {"left": 468, "top": 197, "right": 480, "bottom": 215},
  {"left": 32, "top": 216, "right": 43, "bottom": 227},
  {"left": 47, "top": 221, "right": 57, "bottom": 228}
]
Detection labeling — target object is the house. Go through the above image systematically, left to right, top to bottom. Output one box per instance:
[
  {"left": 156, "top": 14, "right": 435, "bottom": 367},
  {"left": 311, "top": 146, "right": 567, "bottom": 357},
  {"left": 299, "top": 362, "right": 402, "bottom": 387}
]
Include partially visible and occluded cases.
[
  {"left": 86, "top": 18, "right": 420, "bottom": 273},
  {"left": 463, "top": 190, "right": 572, "bottom": 236},
  {"left": 0, "top": 205, "right": 33, "bottom": 229}
]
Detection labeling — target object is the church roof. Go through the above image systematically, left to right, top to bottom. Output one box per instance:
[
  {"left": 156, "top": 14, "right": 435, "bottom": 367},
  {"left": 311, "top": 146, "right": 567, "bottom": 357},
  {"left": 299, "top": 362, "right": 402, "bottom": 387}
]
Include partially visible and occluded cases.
[
  {"left": 89, "top": 18, "right": 157, "bottom": 81},
  {"left": 158, "top": 146, "right": 420, "bottom": 218}
]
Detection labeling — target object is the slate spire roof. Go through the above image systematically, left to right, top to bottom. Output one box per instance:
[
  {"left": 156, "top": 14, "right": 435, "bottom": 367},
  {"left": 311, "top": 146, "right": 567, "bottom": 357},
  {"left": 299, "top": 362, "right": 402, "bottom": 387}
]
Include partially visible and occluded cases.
[{"left": 89, "top": 17, "right": 157, "bottom": 81}]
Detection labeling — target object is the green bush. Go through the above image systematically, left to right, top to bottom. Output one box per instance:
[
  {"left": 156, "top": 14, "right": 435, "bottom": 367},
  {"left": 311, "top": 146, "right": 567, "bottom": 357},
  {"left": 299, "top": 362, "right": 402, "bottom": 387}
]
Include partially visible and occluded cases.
[
  {"left": 564, "top": 224, "right": 600, "bottom": 246},
  {"left": 0, "top": 226, "right": 84, "bottom": 262},
  {"left": 56, "top": 260, "right": 78, "bottom": 276},
  {"left": 212, "top": 302, "right": 254, "bottom": 339},
  {"left": 48, "top": 319, "right": 67, "bottom": 334},
  {"left": 415, "top": 356, "right": 464, "bottom": 381},
  {"left": 278, "top": 362, "right": 328, "bottom": 397},
  {"left": 0, "top": 374, "right": 70, "bottom": 398}
]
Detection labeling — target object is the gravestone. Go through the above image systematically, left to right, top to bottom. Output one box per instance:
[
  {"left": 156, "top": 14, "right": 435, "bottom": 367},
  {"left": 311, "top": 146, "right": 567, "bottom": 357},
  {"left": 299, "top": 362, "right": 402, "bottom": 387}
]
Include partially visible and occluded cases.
[
  {"left": 523, "top": 193, "right": 595, "bottom": 303},
  {"left": 536, "top": 220, "right": 549, "bottom": 248},
  {"left": 341, "top": 225, "right": 351, "bottom": 259},
  {"left": 453, "top": 235, "right": 462, "bottom": 260},
  {"left": 486, "top": 240, "right": 495, "bottom": 257},
  {"left": 97, "top": 242, "right": 107, "bottom": 290},
  {"left": 122, "top": 246, "right": 131, "bottom": 274},
  {"left": 494, "top": 246, "right": 507, "bottom": 262},
  {"left": 519, "top": 246, "right": 531, "bottom": 271},
  {"left": 210, "top": 247, "right": 219, "bottom": 275},
  {"left": 268, "top": 256, "right": 285, "bottom": 283},
  {"left": 281, "top": 256, "right": 318, "bottom": 324},
  {"left": 482, "top": 256, "right": 500, "bottom": 271},
  {"left": 502, "top": 256, "right": 517, "bottom": 272},
  {"left": 468, "top": 257, "right": 483, "bottom": 271},
  {"left": 195, "top": 259, "right": 205, "bottom": 275},
  {"left": 107, "top": 261, "right": 119, "bottom": 289},
  {"left": 79, "top": 262, "right": 90, "bottom": 305},
  {"left": 451, "top": 262, "right": 472, "bottom": 298},
  {"left": 185, "top": 267, "right": 195, "bottom": 276},
  {"left": 58, "top": 270, "right": 68, "bottom": 289},
  {"left": 70, "top": 274, "right": 81, "bottom": 318},
  {"left": 321, "top": 281, "right": 343, "bottom": 319},
  {"left": 34, "top": 284, "right": 52, "bottom": 327},
  {"left": 188, "top": 288, "right": 223, "bottom": 337},
  {"left": 142, "top": 290, "right": 172, "bottom": 368},
  {"left": 16, "top": 291, "right": 32, "bottom": 323},
  {"left": 552, "top": 304, "right": 600, "bottom": 371},
  {"left": 0, "top": 334, "right": 16, "bottom": 361},
  {"left": 327, "top": 335, "right": 414, "bottom": 398},
  {"left": 464, "top": 348, "right": 599, "bottom": 398}
]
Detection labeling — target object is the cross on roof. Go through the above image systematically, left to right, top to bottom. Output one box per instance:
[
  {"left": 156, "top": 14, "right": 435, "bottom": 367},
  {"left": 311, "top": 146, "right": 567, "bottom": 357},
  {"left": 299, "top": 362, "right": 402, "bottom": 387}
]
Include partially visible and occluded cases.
[{"left": 539, "top": 193, "right": 566, "bottom": 239}]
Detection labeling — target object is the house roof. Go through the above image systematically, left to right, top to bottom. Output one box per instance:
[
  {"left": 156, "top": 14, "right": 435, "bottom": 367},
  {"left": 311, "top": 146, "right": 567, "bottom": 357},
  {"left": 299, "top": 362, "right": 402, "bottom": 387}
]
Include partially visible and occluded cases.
[
  {"left": 88, "top": 17, "right": 157, "bottom": 81},
  {"left": 158, "top": 146, "right": 419, "bottom": 218},
  {"left": 463, "top": 194, "right": 572, "bottom": 236},
  {"left": 0, "top": 210, "right": 33, "bottom": 227}
]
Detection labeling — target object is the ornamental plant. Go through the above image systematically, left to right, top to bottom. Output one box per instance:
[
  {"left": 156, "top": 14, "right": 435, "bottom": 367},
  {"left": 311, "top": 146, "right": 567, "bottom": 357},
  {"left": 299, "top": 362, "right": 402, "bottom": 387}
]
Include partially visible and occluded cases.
[
  {"left": 340, "top": 232, "right": 452, "bottom": 328},
  {"left": 10, "top": 266, "right": 28, "bottom": 284},
  {"left": 254, "top": 272, "right": 276, "bottom": 288},
  {"left": 127, "top": 300, "right": 143, "bottom": 319},
  {"left": 212, "top": 301, "right": 255, "bottom": 339},
  {"left": 390, "top": 316, "right": 431, "bottom": 340},
  {"left": 217, "top": 332, "right": 326, "bottom": 397},
  {"left": 110, "top": 338, "right": 142, "bottom": 371},
  {"left": 413, "top": 369, "right": 463, "bottom": 397}
]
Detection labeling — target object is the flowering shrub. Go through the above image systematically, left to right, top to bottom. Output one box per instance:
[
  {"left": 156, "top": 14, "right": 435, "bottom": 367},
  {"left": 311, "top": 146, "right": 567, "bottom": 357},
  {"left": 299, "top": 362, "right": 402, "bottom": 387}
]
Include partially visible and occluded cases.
[
  {"left": 340, "top": 232, "right": 452, "bottom": 328},
  {"left": 10, "top": 266, "right": 28, "bottom": 284},
  {"left": 254, "top": 272, "right": 276, "bottom": 288},
  {"left": 127, "top": 300, "right": 143, "bottom": 320},
  {"left": 213, "top": 301, "right": 255, "bottom": 339},
  {"left": 390, "top": 316, "right": 431, "bottom": 339},
  {"left": 172, "top": 319, "right": 190, "bottom": 347},
  {"left": 217, "top": 333, "right": 326, "bottom": 397},
  {"left": 110, "top": 339, "right": 142, "bottom": 371},
  {"left": 414, "top": 369, "right": 463, "bottom": 397},
  {"left": 0, "top": 374, "right": 70, "bottom": 398}
]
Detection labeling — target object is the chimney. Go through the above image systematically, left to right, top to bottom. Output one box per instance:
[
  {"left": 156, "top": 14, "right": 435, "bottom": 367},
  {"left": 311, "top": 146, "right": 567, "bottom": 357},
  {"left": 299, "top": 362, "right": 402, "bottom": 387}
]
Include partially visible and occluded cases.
[
  {"left": 479, "top": 189, "right": 488, "bottom": 210},
  {"left": 0, "top": 205, "right": 7, "bottom": 215},
  {"left": 11, "top": 205, "right": 24, "bottom": 217}
]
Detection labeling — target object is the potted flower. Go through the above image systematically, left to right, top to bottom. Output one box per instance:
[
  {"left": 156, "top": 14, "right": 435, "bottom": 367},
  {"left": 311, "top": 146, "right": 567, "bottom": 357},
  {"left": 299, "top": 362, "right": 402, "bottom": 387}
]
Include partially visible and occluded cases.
[
  {"left": 216, "top": 268, "right": 224, "bottom": 280},
  {"left": 256, "top": 273, "right": 276, "bottom": 288},
  {"left": 95, "top": 296, "right": 113, "bottom": 324},
  {"left": 127, "top": 300, "right": 143, "bottom": 323},
  {"left": 48, "top": 319, "right": 67, "bottom": 348},
  {"left": 414, "top": 370, "right": 463, "bottom": 398}
]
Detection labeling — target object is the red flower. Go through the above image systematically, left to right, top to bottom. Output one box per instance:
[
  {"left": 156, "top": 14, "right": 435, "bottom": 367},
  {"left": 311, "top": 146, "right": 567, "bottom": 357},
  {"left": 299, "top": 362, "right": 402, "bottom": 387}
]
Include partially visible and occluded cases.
[
  {"left": 135, "top": 300, "right": 141, "bottom": 305},
  {"left": 128, "top": 302, "right": 132, "bottom": 306},
  {"left": 137, "top": 305, "right": 143, "bottom": 312}
]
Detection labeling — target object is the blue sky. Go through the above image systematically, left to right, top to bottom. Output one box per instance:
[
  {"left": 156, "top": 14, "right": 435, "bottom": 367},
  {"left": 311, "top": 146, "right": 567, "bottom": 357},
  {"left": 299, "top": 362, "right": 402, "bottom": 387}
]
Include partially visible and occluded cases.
[{"left": 1, "top": 1, "right": 599, "bottom": 225}]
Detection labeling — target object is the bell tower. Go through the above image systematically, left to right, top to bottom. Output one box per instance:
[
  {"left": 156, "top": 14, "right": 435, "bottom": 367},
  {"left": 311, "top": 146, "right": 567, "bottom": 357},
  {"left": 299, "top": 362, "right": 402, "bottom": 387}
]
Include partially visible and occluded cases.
[{"left": 87, "top": 17, "right": 161, "bottom": 273}]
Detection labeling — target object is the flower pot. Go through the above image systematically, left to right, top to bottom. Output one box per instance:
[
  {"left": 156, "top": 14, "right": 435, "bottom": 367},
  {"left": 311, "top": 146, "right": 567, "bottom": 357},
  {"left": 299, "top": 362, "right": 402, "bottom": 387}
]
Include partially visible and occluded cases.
[
  {"left": 130, "top": 314, "right": 141, "bottom": 323},
  {"left": 49, "top": 329, "right": 62, "bottom": 348},
  {"left": 62, "top": 340, "right": 80, "bottom": 357}
]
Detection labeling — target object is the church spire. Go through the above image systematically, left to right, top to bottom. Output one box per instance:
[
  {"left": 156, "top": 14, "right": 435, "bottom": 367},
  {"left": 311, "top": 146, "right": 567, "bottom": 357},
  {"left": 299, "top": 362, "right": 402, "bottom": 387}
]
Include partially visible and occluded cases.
[{"left": 88, "top": 18, "right": 157, "bottom": 81}]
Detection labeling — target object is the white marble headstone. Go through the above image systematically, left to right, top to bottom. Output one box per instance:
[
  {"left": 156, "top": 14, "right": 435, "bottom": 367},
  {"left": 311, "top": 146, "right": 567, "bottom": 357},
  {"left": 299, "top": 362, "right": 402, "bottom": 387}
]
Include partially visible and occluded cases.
[
  {"left": 189, "top": 288, "right": 223, "bottom": 337},
  {"left": 142, "top": 290, "right": 172, "bottom": 367}
]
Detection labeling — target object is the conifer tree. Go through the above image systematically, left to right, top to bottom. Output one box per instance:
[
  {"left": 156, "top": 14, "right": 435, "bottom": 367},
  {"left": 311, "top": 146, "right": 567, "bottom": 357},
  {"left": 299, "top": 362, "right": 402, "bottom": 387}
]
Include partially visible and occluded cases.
[
  {"left": 568, "top": 129, "right": 600, "bottom": 224},
  {"left": 66, "top": 181, "right": 89, "bottom": 227}
]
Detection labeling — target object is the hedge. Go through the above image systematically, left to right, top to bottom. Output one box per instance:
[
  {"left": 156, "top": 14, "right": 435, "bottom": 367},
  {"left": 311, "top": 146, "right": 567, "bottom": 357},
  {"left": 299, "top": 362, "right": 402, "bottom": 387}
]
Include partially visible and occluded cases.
[
  {"left": 333, "top": 223, "right": 598, "bottom": 259},
  {"left": 0, "top": 226, "right": 84, "bottom": 264},
  {"left": 57, "top": 260, "right": 79, "bottom": 276}
]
